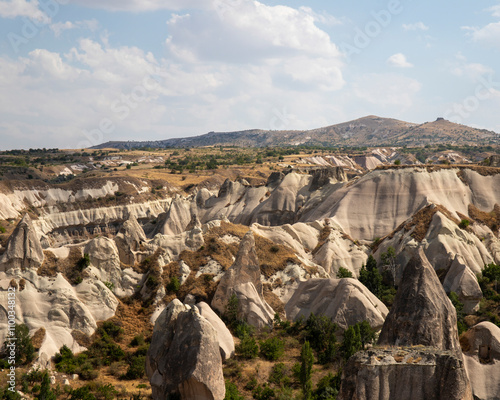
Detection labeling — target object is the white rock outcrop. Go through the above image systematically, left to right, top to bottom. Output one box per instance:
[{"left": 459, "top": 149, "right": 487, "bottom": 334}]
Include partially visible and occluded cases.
[{"left": 285, "top": 278, "right": 389, "bottom": 330}]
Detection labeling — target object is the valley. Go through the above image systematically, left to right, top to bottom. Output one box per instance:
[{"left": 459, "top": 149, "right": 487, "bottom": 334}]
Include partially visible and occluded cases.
[{"left": 0, "top": 141, "right": 500, "bottom": 399}]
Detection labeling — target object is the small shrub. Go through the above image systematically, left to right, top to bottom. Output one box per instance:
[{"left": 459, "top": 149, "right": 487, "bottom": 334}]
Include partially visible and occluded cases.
[
  {"left": 459, "top": 219, "right": 470, "bottom": 229},
  {"left": 337, "top": 267, "right": 353, "bottom": 279},
  {"left": 166, "top": 276, "right": 180, "bottom": 293},
  {"left": 130, "top": 334, "right": 145, "bottom": 347},
  {"left": 236, "top": 336, "right": 259, "bottom": 359},
  {"left": 260, "top": 337, "right": 285, "bottom": 361},
  {"left": 123, "top": 355, "right": 146, "bottom": 380},
  {"left": 268, "top": 363, "right": 289, "bottom": 387},
  {"left": 224, "top": 381, "right": 244, "bottom": 400}
]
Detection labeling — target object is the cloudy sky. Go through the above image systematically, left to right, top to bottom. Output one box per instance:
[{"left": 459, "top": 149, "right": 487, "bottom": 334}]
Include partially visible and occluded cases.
[{"left": 0, "top": 0, "right": 499, "bottom": 149}]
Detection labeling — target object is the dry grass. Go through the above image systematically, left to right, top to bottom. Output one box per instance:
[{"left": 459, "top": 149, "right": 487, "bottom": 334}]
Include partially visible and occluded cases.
[
  {"left": 468, "top": 204, "right": 500, "bottom": 233},
  {"left": 31, "top": 327, "right": 46, "bottom": 350}
]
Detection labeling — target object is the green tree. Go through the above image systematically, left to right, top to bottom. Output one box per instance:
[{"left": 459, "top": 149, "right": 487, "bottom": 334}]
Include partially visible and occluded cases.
[
  {"left": 380, "top": 246, "right": 397, "bottom": 286},
  {"left": 359, "top": 255, "right": 383, "bottom": 297},
  {"left": 336, "top": 267, "right": 353, "bottom": 279},
  {"left": 224, "top": 294, "right": 239, "bottom": 328},
  {"left": 305, "top": 314, "right": 338, "bottom": 364},
  {"left": 357, "top": 321, "right": 376, "bottom": 349},
  {"left": 3, "top": 324, "right": 35, "bottom": 365},
  {"left": 341, "top": 325, "right": 362, "bottom": 361},
  {"left": 300, "top": 341, "right": 314, "bottom": 400},
  {"left": 36, "top": 371, "right": 56, "bottom": 400}
]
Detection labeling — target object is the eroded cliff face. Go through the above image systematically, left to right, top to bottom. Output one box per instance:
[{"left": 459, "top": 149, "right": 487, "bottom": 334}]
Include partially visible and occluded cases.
[
  {"left": 0, "top": 166, "right": 499, "bottom": 371},
  {"left": 338, "top": 249, "right": 474, "bottom": 400},
  {"left": 340, "top": 348, "right": 472, "bottom": 400}
]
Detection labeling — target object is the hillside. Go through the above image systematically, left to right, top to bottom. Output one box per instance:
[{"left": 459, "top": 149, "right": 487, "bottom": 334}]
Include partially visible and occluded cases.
[{"left": 92, "top": 116, "right": 500, "bottom": 149}]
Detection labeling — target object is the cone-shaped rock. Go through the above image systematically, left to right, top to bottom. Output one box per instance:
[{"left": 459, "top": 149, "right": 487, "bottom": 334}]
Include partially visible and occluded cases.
[
  {"left": 0, "top": 214, "right": 44, "bottom": 271},
  {"left": 115, "top": 215, "right": 146, "bottom": 265},
  {"left": 211, "top": 231, "right": 274, "bottom": 327},
  {"left": 378, "top": 247, "right": 461, "bottom": 351},
  {"left": 146, "top": 300, "right": 225, "bottom": 400}
]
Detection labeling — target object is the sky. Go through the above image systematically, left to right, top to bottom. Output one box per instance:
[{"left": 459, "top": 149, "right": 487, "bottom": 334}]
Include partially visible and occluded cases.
[{"left": 0, "top": 0, "right": 500, "bottom": 150}]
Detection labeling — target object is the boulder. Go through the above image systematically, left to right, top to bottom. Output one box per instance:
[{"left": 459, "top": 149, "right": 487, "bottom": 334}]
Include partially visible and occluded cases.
[
  {"left": 0, "top": 214, "right": 44, "bottom": 271},
  {"left": 114, "top": 216, "right": 146, "bottom": 265},
  {"left": 378, "top": 248, "right": 461, "bottom": 351},
  {"left": 443, "top": 255, "right": 482, "bottom": 313},
  {"left": 285, "top": 278, "right": 389, "bottom": 330},
  {"left": 146, "top": 300, "right": 225, "bottom": 400},
  {"left": 195, "top": 302, "right": 235, "bottom": 360},
  {"left": 462, "top": 322, "right": 500, "bottom": 400},
  {"left": 338, "top": 348, "right": 473, "bottom": 400}
]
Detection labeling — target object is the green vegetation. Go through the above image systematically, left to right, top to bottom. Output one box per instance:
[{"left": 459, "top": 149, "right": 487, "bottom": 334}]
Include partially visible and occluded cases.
[
  {"left": 459, "top": 219, "right": 470, "bottom": 229},
  {"left": 359, "top": 254, "right": 397, "bottom": 307},
  {"left": 336, "top": 267, "right": 353, "bottom": 279},
  {"left": 166, "top": 276, "right": 181, "bottom": 293},
  {"left": 448, "top": 292, "right": 467, "bottom": 335},
  {"left": 1, "top": 324, "right": 35, "bottom": 365},
  {"left": 236, "top": 335, "right": 259, "bottom": 359},
  {"left": 260, "top": 337, "right": 285, "bottom": 361},
  {"left": 299, "top": 341, "right": 314, "bottom": 400}
]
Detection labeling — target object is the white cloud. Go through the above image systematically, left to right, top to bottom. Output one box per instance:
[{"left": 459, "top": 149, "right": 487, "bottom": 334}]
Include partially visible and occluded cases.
[
  {"left": 0, "top": 0, "right": 50, "bottom": 22},
  {"left": 67, "top": 0, "right": 207, "bottom": 12},
  {"left": 0, "top": 1, "right": 349, "bottom": 149},
  {"left": 164, "top": 1, "right": 344, "bottom": 91},
  {"left": 488, "top": 4, "right": 500, "bottom": 17},
  {"left": 462, "top": 5, "right": 500, "bottom": 48},
  {"left": 50, "top": 19, "right": 99, "bottom": 37},
  {"left": 402, "top": 22, "right": 429, "bottom": 31},
  {"left": 387, "top": 53, "right": 413, "bottom": 68}
]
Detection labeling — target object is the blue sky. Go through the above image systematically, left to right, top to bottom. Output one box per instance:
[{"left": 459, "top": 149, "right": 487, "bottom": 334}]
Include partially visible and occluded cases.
[{"left": 0, "top": 0, "right": 499, "bottom": 149}]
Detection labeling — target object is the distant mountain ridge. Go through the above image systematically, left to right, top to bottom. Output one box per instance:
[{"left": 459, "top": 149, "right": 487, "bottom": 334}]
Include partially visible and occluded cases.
[{"left": 92, "top": 116, "right": 500, "bottom": 149}]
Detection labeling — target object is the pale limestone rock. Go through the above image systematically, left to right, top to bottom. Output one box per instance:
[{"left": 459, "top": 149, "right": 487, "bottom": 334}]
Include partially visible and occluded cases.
[
  {"left": 0, "top": 214, "right": 44, "bottom": 271},
  {"left": 114, "top": 216, "right": 146, "bottom": 265},
  {"left": 211, "top": 232, "right": 274, "bottom": 327},
  {"left": 443, "top": 255, "right": 482, "bottom": 313},
  {"left": 285, "top": 278, "right": 388, "bottom": 330},
  {"left": 233, "top": 282, "right": 274, "bottom": 329},
  {"left": 195, "top": 302, "right": 235, "bottom": 360},
  {"left": 462, "top": 322, "right": 500, "bottom": 400}
]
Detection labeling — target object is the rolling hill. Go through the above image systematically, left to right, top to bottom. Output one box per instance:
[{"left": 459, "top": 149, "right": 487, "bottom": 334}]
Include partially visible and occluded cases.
[{"left": 92, "top": 116, "right": 500, "bottom": 149}]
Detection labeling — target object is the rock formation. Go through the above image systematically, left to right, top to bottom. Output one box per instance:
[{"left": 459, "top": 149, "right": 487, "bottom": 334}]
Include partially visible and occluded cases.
[
  {"left": 0, "top": 214, "right": 44, "bottom": 271},
  {"left": 114, "top": 215, "right": 146, "bottom": 265},
  {"left": 211, "top": 231, "right": 274, "bottom": 327},
  {"left": 84, "top": 236, "right": 141, "bottom": 298},
  {"left": 339, "top": 248, "right": 473, "bottom": 400},
  {"left": 378, "top": 248, "right": 461, "bottom": 351},
  {"left": 443, "top": 254, "right": 483, "bottom": 313},
  {"left": 285, "top": 278, "right": 388, "bottom": 330},
  {"left": 146, "top": 299, "right": 225, "bottom": 400},
  {"left": 195, "top": 302, "right": 235, "bottom": 361},
  {"left": 461, "top": 322, "right": 500, "bottom": 400},
  {"left": 339, "top": 348, "right": 473, "bottom": 400}
]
